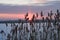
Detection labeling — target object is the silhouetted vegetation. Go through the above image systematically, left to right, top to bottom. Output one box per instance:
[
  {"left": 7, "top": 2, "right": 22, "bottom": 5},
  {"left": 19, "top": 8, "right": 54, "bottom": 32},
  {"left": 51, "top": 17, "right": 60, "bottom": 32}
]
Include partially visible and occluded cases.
[{"left": 0, "top": 9, "right": 60, "bottom": 40}]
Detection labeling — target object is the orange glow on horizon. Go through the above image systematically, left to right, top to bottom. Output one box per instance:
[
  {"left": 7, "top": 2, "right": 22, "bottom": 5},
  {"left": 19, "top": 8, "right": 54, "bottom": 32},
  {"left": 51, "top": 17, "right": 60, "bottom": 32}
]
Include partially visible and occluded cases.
[
  {"left": 0, "top": 13, "right": 54, "bottom": 20},
  {"left": 0, "top": 13, "right": 35, "bottom": 20}
]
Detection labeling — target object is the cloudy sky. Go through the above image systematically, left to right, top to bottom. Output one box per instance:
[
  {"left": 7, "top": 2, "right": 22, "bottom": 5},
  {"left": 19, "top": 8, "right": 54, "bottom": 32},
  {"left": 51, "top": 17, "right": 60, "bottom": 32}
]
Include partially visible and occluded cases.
[
  {"left": 0, "top": 0, "right": 60, "bottom": 5},
  {"left": 0, "top": 0, "right": 60, "bottom": 20}
]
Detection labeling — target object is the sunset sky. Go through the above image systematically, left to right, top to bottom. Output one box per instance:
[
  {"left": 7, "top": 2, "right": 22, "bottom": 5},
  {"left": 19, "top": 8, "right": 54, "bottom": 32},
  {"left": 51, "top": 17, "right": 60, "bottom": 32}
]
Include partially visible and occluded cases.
[
  {"left": 0, "top": 0, "right": 60, "bottom": 20},
  {"left": 0, "top": 0, "right": 60, "bottom": 39}
]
